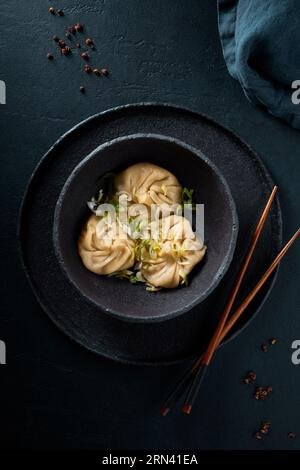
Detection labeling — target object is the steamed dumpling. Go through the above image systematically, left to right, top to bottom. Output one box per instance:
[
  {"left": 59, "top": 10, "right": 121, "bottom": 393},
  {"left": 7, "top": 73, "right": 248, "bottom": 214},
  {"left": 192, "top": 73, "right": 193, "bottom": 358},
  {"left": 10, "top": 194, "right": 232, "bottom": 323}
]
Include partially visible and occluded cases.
[
  {"left": 114, "top": 163, "right": 182, "bottom": 207},
  {"left": 78, "top": 214, "right": 135, "bottom": 275},
  {"left": 137, "top": 215, "right": 206, "bottom": 289}
]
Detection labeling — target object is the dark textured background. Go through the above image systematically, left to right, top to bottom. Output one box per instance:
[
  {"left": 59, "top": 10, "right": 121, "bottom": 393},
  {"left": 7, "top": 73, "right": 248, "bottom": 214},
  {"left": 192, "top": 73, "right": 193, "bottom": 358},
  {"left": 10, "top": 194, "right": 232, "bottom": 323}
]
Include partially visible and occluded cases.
[{"left": 0, "top": 0, "right": 299, "bottom": 450}]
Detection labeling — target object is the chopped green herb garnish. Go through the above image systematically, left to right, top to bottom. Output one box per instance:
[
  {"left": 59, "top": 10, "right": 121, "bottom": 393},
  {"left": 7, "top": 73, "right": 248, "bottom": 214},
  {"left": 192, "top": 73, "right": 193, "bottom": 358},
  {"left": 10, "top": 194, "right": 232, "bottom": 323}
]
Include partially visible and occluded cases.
[
  {"left": 182, "top": 187, "right": 194, "bottom": 205},
  {"left": 94, "top": 189, "right": 104, "bottom": 204},
  {"left": 131, "top": 219, "right": 147, "bottom": 239},
  {"left": 108, "top": 269, "right": 146, "bottom": 285},
  {"left": 179, "top": 270, "right": 188, "bottom": 286},
  {"left": 146, "top": 285, "right": 162, "bottom": 292}
]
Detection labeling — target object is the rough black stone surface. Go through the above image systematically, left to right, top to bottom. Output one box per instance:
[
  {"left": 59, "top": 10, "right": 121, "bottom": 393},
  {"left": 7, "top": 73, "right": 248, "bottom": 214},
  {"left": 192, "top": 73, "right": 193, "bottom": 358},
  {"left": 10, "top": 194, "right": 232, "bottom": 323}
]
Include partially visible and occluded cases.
[{"left": 1, "top": 0, "right": 299, "bottom": 451}]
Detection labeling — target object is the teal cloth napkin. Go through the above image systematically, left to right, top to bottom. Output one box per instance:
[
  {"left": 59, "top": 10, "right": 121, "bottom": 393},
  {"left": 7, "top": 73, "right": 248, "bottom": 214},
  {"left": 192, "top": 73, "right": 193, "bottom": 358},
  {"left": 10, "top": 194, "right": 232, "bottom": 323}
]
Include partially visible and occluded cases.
[{"left": 218, "top": 0, "right": 300, "bottom": 129}]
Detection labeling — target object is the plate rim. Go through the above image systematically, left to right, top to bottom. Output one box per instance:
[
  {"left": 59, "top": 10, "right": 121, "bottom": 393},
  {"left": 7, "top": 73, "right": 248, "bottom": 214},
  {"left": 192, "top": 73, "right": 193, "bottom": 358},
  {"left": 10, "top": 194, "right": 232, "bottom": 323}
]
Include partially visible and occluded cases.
[{"left": 18, "top": 102, "right": 283, "bottom": 366}]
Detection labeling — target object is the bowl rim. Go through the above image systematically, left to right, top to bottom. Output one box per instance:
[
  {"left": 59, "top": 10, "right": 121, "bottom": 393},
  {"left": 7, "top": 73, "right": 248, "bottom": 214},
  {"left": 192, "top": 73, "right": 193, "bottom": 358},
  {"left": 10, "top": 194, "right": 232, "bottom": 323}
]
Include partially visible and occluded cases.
[{"left": 53, "top": 133, "right": 239, "bottom": 322}]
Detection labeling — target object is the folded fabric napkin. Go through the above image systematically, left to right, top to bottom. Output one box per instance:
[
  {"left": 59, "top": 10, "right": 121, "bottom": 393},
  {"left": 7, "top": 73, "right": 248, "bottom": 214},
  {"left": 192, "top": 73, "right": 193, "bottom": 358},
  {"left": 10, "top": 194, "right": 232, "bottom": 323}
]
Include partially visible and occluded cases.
[{"left": 218, "top": 0, "right": 300, "bottom": 129}]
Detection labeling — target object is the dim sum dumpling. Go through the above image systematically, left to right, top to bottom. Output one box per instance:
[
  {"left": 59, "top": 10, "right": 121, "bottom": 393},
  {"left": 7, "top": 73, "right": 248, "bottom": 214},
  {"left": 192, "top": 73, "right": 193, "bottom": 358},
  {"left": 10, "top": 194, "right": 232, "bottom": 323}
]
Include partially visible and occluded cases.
[
  {"left": 114, "top": 163, "right": 182, "bottom": 207},
  {"left": 78, "top": 214, "right": 135, "bottom": 275},
  {"left": 137, "top": 215, "right": 206, "bottom": 289}
]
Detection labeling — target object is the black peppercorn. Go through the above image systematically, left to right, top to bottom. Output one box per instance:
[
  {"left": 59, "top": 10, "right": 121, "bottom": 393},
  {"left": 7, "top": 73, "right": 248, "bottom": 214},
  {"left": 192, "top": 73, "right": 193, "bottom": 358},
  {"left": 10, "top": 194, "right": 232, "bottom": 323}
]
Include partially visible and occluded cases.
[
  {"left": 75, "top": 23, "right": 83, "bottom": 32},
  {"left": 61, "top": 46, "right": 71, "bottom": 55}
]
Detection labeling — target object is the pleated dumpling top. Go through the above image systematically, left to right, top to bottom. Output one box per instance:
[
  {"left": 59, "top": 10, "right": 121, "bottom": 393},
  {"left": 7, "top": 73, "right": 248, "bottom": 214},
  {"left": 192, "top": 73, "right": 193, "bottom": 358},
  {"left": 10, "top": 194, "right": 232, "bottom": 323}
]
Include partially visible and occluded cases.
[
  {"left": 114, "top": 162, "right": 182, "bottom": 207},
  {"left": 78, "top": 214, "right": 135, "bottom": 275},
  {"left": 137, "top": 215, "right": 206, "bottom": 289}
]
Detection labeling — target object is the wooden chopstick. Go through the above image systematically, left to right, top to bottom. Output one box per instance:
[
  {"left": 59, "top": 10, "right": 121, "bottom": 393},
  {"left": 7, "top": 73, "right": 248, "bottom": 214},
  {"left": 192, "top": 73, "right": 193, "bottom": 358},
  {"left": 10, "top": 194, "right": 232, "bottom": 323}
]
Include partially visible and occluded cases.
[
  {"left": 181, "top": 186, "right": 278, "bottom": 414},
  {"left": 203, "top": 186, "right": 278, "bottom": 366},
  {"left": 160, "top": 187, "right": 276, "bottom": 416},
  {"left": 160, "top": 226, "right": 300, "bottom": 416},
  {"left": 182, "top": 226, "right": 300, "bottom": 413},
  {"left": 219, "top": 227, "right": 300, "bottom": 343},
  {"left": 160, "top": 368, "right": 195, "bottom": 416}
]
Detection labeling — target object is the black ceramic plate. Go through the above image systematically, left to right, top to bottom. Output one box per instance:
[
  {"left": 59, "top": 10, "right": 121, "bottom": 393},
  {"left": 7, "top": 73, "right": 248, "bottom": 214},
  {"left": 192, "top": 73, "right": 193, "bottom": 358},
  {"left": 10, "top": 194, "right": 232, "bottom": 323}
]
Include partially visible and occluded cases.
[{"left": 19, "top": 103, "right": 282, "bottom": 366}]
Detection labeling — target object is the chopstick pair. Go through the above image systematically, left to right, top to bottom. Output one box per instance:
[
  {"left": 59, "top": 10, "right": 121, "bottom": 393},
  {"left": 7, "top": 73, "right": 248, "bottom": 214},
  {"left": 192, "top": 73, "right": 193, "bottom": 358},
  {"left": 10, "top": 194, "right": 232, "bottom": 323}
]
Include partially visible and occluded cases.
[{"left": 160, "top": 186, "right": 300, "bottom": 416}]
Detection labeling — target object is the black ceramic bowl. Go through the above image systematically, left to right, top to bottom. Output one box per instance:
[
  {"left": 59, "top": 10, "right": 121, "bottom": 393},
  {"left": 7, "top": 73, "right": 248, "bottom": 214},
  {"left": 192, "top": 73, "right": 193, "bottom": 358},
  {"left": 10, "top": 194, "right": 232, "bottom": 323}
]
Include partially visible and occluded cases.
[{"left": 53, "top": 134, "right": 238, "bottom": 322}]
